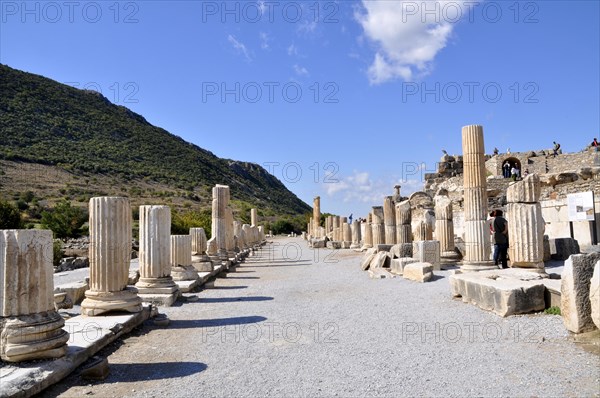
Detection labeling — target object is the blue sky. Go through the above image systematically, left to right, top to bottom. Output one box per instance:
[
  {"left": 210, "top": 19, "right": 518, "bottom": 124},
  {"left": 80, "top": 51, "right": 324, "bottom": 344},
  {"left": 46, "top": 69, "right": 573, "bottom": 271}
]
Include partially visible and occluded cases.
[{"left": 1, "top": 0, "right": 599, "bottom": 217}]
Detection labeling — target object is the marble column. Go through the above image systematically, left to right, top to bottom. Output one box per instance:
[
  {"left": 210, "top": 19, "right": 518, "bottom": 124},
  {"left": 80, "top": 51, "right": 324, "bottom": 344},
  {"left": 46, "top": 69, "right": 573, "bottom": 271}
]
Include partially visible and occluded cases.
[
  {"left": 461, "top": 125, "right": 494, "bottom": 271},
  {"left": 507, "top": 174, "right": 545, "bottom": 272},
  {"left": 211, "top": 185, "right": 230, "bottom": 260},
  {"left": 435, "top": 194, "right": 458, "bottom": 260},
  {"left": 313, "top": 196, "right": 321, "bottom": 237},
  {"left": 383, "top": 196, "right": 397, "bottom": 245},
  {"left": 81, "top": 197, "right": 142, "bottom": 316},
  {"left": 395, "top": 200, "right": 412, "bottom": 244},
  {"left": 135, "top": 206, "right": 179, "bottom": 300},
  {"left": 225, "top": 207, "right": 236, "bottom": 259},
  {"left": 371, "top": 207, "right": 385, "bottom": 246},
  {"left": 251, "top": 208, "right": 258, "bottom": 227},
  {"left": 363, "top": 214, "right": 373, "bottom": 249},
  {"left": 333, "top": 216, "right": 341, "bottom": 241},
  {"left": 350, "top": 220, "right": 362, "bottom": 249},
  {"left": 342, "top": 221, "right": 352, "bottom": 245},
  {"left": 415, "top": 221, "right": 433, "bottom": 241},
  {"left": 190, "top": 227, "right": 213, "bottom": 272},
  {"left": 0, "top": 230, "right": 69, "bottom": 362},
  {"left": 170, "top": 235, "right": 198, "bottom": 281}
]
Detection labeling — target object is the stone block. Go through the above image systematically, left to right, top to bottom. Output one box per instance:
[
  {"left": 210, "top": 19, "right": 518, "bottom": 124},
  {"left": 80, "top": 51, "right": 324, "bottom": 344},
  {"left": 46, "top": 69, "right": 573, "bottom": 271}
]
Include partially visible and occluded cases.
[
  {"left": 549, "top": 238, "right": 580, "bottom": 260},
  {"left": 412, "top": 240, "right": 441, "bottom": 270},
  {"left": 326, "top": 241, "right": 342, "bottom": 249},
  {"left": 390, "top": 243, "right": 413, "bottom": 258},
  {"left": 375, "top": 244, "right": 393, "bottom": 252},
  {"left": 370, "top": 251, "right": 390, "bottom": 269},
  {"left": 361, "top": 253, "right": 375, "bottom": 271},
  {"left": 561, "top": 253, "right": 600, "bottom": 333},
  {"left": 390, "top": 257, "right": 418, "bottom": 275},
  {"left": 590, "top": 261, "right": 600, "bottom": 330},
  {"left": 403, "top": 262, "right": 434, "bottom": 283},
  {"left": 450, "top": 269, "right": 546, "bottom": 317},
  {"left": 54, "top": 281, "right": 89, "bottom": 305},
  {"left": 81, "top": 357, "right": 110, "bottom": 381}
]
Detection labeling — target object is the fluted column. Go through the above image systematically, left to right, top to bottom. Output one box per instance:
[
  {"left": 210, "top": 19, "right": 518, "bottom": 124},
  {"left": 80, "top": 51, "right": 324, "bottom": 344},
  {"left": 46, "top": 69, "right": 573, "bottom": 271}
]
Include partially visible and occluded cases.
[
  {"left": 461, "top": 125, "right": 494, "bottom": 271},
  {"left": 507, "top": 174, "right": 545, "bottom": 272},
  {"left": 211, "top": 185, "right": 230, "bottom": 260},
  {"left": 435, "top": 194, "right": 457, "bottom": 259},
  {"left": 313, "top": 196, "right": 321, "bottom": 237},
  {"left": 383, "top": 196, "right": 397, "bottom": 244},
  {"left": 81, "top": 197, "right": 142, "bottom": 316},
  {"left": 395, "top": 200, "right": 412, "bottom": 244},
  {"left": 135, "top": 206, "right": 179, "bottom": 296},
  {"left": 371, "top": 207, "right": 385, "bottom": 246},
  {"left": 363, "top": 214, "right": 373, "bottom": 248},
  {"left": 333, "top": 216, "right": 341, "bottom": 241},
  {"left": 350, "top": 220, "right": 362, "bottom": 249},
  {"left": 342, "top": 222, "right": 352, "bottom": 243},
  {"left": 191, "top": 227, "right": 208, "bottom": 256},
  {"left": 0, "top": 230, "right": 69, "bottom": 362},
  {"left": 170, "top": 235, "right": 198, "bottom": 281}
]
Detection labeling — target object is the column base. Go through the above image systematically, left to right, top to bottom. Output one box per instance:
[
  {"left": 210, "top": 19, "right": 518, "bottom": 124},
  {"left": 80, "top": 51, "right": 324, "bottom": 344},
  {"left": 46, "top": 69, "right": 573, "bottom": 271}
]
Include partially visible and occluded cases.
[
  {"left": 192, "top": 254, "right": 211, "bottom": 263},
  {"left": 192, "top": 261, "right": 214, "bottom": 272},
  {"left": 460, "top": 261, "right": 497, "bottom": 272},
  {"left": 171, "top": 266, "right": 200, "bottom": 281},
  {"left": 135, "top": 276, "right": 179, "bottom": 295},
  {"left": 81, "top": 286, "right": 142, "bottom": 316},
  {"left": 0, "top": 311, "right": 69, "bottom": 362}
]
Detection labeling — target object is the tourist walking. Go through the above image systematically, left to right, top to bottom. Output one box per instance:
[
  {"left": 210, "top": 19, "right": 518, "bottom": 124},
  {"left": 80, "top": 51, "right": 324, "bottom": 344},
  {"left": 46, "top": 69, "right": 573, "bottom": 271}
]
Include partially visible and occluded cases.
[
  {"left": 592, "top": 138, "right": 598, "bottom": 152},
  {"left": 553, "top": 141, "right": 560, "bottom": 157},
  {"left": 503, "top": 161, "right": 511, "bottom": 178},
  {"left": 511, "top": 166, "right": 518, "bottom": 181},
  {"left": 492, "top": 210, "right": 509, "bottom": 269}
]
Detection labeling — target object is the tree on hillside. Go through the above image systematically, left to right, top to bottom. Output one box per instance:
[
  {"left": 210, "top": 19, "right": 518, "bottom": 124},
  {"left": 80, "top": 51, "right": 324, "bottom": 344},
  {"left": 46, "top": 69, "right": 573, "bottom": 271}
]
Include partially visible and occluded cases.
[
  {"left": 0, "top": 200, "right": 22, "bottom": 228},
  {"left": 41, "top": 200, "right": 87, "bottom": 239}
]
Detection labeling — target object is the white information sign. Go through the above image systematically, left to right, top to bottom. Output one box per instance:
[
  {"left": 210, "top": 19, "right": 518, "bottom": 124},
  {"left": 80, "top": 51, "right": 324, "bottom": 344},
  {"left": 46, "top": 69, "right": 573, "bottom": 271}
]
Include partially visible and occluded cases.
[{"left": 567, "top": 192, "right": 595, "bottom": 222}]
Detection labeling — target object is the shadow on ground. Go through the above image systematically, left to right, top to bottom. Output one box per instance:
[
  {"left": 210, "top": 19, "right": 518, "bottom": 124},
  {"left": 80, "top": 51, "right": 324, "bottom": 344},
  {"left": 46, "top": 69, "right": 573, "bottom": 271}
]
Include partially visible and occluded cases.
[
  {"left": 198, "top": 296, "right": 273, "bottom": 303},
  {"left": 168, "top": 316, "right": 268, "bottom": 329}
]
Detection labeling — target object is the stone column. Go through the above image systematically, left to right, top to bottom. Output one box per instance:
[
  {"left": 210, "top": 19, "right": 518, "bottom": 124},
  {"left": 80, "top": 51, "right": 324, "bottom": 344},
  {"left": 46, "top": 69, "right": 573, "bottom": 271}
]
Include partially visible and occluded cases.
[
  {"left": 461, "top": 125, "right": 494, "bottom": 271},
  {"left": 507, "top": 174, "right": 545, "bottom": 272},
  {"left": 211, "top": 184, "right": 230, "bottom": 260},
  {"left": 393, "top": 185, "right": 402, "bottom": 202},
  {"left": 434, "top": 194, "right": 457, "bottom": 259},
  {"left": 313, "top": 196, "right": 321, "bottom": 237},
  {"left": 383, "top": 196, "right": 397, "bottom": 245},
  {"left": 81, "top": 197, "right": 142, "bottom": 316},
  {"left": 395, "top": 200, "right": 412, "bottom": 244},
  {"left": 135, "top": 206, "right": 179, "bottom": 302},
  {"left": 225, "top": 207, "right": 236, "bottom": 259},
  {"left": 371, "top": 207, "right": 385, "bottom": 246},
  {"left": 251, "top": 208, "right": 258, "bottom": 227},
  {"left": 363, "top": 214, "right": 373, "bottom": 249},
  {"left": 333, "top": 216, "right": 341, "bottom": 241},
  {"left": 350, "top": 220, "right": 362, "bottom": 249},
  {"left": 415, "top": 221, "right": 433, "bottom": 241},
  {"left": 342, "top": 222, "right": 352, "bottom": 247},
  {"left": 190, "top": 227, "right": 213, "bottom": 272},
  {"left": 0, "top": 230, "right": 69, "bottom": 362},
  {"left": 170, "top": 235, "right": 198, "bottom": 281}
]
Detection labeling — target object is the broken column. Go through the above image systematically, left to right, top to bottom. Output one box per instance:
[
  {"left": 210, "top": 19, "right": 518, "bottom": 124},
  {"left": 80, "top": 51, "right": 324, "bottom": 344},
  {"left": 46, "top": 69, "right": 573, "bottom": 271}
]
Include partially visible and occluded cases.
[
  {"left": 461, "top": 125, "right": 494, "bottom": 271},
  {"left": 507, "top": 174, "right": 545, "bottom": 272},
  {"left": 210, "top": 184, "right": 230, "bottom": 261},
  {"left": 434, "top": 193, "right": 458, "bottom": 260},
  {"left": 313, "top": 196, "right": 321, "bottom": 237},
  {"left": 383, "top": 196, "right": 397, "bottom": 245},
  {"left": 81, "top": 197, "right": 142, "bottom": 316},
  {"left": 395, "top": 200, "right": 412, "bottom": 244},
  {"left": 135, "top": 206, "right": 179, "bottom": 304},
  {"left": 371, "top": 207, "right": 385, "bottom": 246},
  {"left": 363, "top": 214, "right": 373, "bottom": 249},
  {"left": 333, "top": 216, "right": 341, "bottom": 242},
  {"left": 351, "top": 220, "right": 362, "bottom": 249},
  {"left": 342, "top": 221, "right": 352, "bottom": 248},
  {"left": 190, "top": 227, "right": 213, "bottom": 272},
  {"left": 0, "top": 230, "right": 69, "bottom": 362},
  {"left": 170, "top": 235, "right": 198, "bottom": 281}
]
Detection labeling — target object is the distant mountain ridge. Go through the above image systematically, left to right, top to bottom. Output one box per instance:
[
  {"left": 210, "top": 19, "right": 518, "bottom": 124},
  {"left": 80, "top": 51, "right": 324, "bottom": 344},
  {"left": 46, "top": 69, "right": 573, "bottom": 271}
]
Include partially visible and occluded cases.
[{"left": 0, "top": 64, "right": 311, "bottom": 215}]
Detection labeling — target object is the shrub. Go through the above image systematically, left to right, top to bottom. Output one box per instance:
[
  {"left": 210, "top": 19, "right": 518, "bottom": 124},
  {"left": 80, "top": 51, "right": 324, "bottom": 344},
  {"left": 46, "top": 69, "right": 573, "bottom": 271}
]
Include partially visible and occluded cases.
[
  {"left": 0, "top": 200, "right": 22, "bottom": 228},
  {"left": 41, "top": 200, "right": 88, "bottom": 239},
  {"left": 172, "top": 209, "right": 212, "bottom": 236},
  {"left": 53, "top": 240, "right": 63, "bottom": 267},
  {"left": 544, "top": 306, "right": 561, "bottom": 315}
]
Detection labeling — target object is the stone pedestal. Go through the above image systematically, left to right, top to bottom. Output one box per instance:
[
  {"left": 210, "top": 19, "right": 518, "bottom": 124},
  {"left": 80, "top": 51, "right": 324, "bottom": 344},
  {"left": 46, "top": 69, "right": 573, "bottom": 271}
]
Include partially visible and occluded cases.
[
  {"left": 460, "top": 125, "right": 494, "bottom": 271},
  {"left": 506, "top": 175, "right": 545, "bottom": 272},
  {"left": 383, "top": 196, "right": 397, "bottom": 245},
  {"left": 81, "top": 197, "right": 142, "bottom": 316},
  {"left": 395, "top": 200, "right": 412, "bottom": 244},
  {"left": 135, "top": 206, "right": 179, "bottom": 305},
  {"left": 371, "top": 207, "right": 385, "bottom": 246},
  {"left": 350, "top": 220, "right": 362, "bottom": 249},
  {"left": 191, "top": 227, "right": 213, "bottom": 271},
  {"left": 0, "top": 230, "right": 69, "bottom": 362},
  {"left": 170, "top": 235, "right": 198, "bottom": 281},
  {"left": 413, "top": 240, "right": 441, "bottom": 271}
]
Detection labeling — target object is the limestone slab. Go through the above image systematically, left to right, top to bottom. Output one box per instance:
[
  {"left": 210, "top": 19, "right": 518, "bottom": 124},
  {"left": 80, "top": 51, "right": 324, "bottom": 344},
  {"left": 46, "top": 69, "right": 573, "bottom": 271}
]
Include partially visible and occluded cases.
[
  {"left": 561, "top": 253, "right": 600, "bottom": 333},
  {"left": 590, "top": 261, "right": 600, "bottom": 329},
  {"left": 403, "top": 262, "right": 434, "bottom": 283}
]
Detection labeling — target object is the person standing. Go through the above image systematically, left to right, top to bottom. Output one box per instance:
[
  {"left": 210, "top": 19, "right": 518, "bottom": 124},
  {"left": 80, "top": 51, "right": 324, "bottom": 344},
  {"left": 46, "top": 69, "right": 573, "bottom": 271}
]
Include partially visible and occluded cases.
[
  {"left": 592, "top": 138, "right": 599, "bottom": 152},
  {"left": 553, "top": 141, "right": 561, "bottom": 157},
  {"left": 503, "top": 161, "right": 511, "bottom": 178},
  {"left": 492, "top": 210, "right": 509, "bottom": 269},
  {"left": 348, "top": 213, "right": 353, "bottom": 224}
]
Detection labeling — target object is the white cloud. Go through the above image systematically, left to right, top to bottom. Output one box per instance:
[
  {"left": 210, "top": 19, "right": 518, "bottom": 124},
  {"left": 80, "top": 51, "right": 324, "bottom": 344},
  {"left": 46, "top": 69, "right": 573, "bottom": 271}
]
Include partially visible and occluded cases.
[
  {"left": 355, "top": 1, "right": 471, "bottom": 84},
  {"left": 259, "top": 32, "right": 270, "bottom": 50},
  {"left": 227, "top": 34, "right": 251, "bottom": 61},
  {"left": 287, "top": 44, "right": 298, "bottom": 56},
  {"left": 293, "top": 64, "right": 309, "bottom": 76}
]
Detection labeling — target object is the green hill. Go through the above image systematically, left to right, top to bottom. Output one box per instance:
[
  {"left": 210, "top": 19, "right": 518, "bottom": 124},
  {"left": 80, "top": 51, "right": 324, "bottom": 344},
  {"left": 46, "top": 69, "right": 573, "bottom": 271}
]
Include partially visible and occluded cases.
[{"left": 0, "top": 64, "right": 311, "bottom": 216}]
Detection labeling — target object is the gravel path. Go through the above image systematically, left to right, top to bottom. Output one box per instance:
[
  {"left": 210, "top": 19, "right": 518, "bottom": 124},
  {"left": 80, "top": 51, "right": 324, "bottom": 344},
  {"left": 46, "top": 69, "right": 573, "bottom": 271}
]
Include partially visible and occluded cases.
[{"left": 44, "top": 237, "right": 599, "bottom": 397}]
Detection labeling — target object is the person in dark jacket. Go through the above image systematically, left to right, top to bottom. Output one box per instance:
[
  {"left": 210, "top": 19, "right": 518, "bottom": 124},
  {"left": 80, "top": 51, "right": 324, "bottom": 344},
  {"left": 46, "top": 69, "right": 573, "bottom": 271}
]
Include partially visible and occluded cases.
[{"left": 492, "top": 210, "right": 509, "bottom": 269}]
